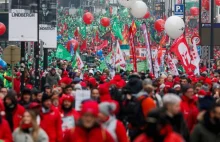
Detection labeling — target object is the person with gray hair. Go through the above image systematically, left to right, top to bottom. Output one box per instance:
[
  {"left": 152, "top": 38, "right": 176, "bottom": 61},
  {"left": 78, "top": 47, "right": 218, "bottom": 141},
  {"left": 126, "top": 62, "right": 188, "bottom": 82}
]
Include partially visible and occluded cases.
[{"left": 162, "top": 93, "right": 190, "bottom": 141}]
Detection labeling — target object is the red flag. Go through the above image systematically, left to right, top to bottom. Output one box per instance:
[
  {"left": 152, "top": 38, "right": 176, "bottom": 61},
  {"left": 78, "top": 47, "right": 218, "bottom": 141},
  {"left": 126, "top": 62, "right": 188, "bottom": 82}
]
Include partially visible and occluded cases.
[
  {"left": 131, "top": 20, "right": 137, "bottom": 35},
  {"left": 120, "top": 25, "right": 129, "bottom": 45},
  {"left": 129, "top": 27, "right": 137, "bottom": 72},
  {"left": 74, "top": 28, "right": 79, "bottom": 38},
  {"left": 95, "top": 31, "right": 100, "bottom": 43},
  {"left": 170, "top": 35, "right": 194, "bottom": 74},
  {"left": 80, "top": 40, "right": 87, "bottom": 51},
  {"left": 97, "top": 40, "right": 108, "bottom": 50}
]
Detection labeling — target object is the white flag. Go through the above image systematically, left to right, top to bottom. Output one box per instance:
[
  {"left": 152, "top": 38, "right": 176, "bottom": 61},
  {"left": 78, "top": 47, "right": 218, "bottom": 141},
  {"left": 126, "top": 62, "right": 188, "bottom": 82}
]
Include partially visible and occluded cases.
[
  {"left": 191, "top": 39, "right": 200, "bottom": 75},
  {"left": 115, "top": 41, "right": 126, "bottom": 70},
  {"left": 76, "top": 52, "right": 84, "bottom": 69},
  {"left": 167, "top": 53, "right": 179, "bottom": 76}
]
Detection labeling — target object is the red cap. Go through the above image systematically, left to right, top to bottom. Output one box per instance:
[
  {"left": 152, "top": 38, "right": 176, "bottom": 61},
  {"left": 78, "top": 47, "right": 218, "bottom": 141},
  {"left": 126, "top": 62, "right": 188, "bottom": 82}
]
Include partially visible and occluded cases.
[
  {"left": 16, "top": 72, "right": 21, "bottom": 76},
  {"left": 88, "top": 77, "right": 97, "bottom": 88},
  {"left": 204, "top": 78, "right": 212, "bottom": 85},
  {"left": 212, "top": 78, "right": 218, "bottom": 83},
  {"left": 80, "top": 81, "right": 87, "bottom": 88},
  {"left": 198, "top": 90, "right": 207, "bottom": 96},
  {"left": 61, "top": 95, "right": 74, "bottom": 103},
  {"left": 81, "top": 101, "right": 99, "bottom": 117},
  {"left": 29, "top": 102, "right": 41, "bottom": 109}
]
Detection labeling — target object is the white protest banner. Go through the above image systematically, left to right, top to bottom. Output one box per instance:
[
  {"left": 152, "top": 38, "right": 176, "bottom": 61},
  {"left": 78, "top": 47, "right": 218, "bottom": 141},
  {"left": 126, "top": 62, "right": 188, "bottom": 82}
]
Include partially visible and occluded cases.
[{"left": 75, "top": 90, "right": 91, "bottom": 111}]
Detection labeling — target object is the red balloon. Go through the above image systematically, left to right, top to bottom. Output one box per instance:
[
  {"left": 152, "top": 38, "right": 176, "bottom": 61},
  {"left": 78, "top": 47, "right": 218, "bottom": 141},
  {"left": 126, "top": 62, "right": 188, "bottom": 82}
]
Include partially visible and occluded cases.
[
  {"left": 202, "top": 0, "right": 209, "bottom": 11},
  {"left": 216, "top": 0, "right": 220, "bottom": 6},
  {"left": 190, "top": 7, "right": 199, "bottom": 16},
  {"left": 83, "top": 12, "right": 94, "bottom": 25},
  {"left": 143, "top": 12, "right": 150, "bottom": 19},
  {"left": 100, "top": 17, "right": 110, "bottom": 27},
  {"left": 154, "top": 19, "right": 165, "bottom": 32},
  {"left": 0, "top": 22, "right": 6, "bottom": 36},
  {"left": 66, "top": 39, "right": 79, "bottom": 52}
]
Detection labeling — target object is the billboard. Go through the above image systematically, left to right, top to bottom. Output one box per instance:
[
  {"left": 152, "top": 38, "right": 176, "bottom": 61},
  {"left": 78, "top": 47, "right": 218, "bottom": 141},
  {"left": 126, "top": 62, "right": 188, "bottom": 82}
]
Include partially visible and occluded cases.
[
  {"left": 9, "top": 0, "right": 38, "bottom": 41},
  {"left": 39, "top": 0, "right": 57, "bottom": 48}
]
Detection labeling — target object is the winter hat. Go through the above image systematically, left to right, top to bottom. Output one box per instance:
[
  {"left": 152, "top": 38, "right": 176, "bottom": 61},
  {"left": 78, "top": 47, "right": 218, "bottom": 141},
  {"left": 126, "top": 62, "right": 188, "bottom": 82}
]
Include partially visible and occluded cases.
[
  {"left": 89, "top": 69, "right": 94, "bottom": 75},
  {"left": 16, "top": 72, "right": 21, "bottom": 76},
  {"left": 100, "top": 75, "right": 107, "bottom": 83},
  {"left": 126, "top": 75, "right": 143, "bottom": 94},
  {"left": 73, "top": 77, "right": 81, "bottom": 84},
  {"left": 88, "top": 77, "right": 97, "bottom": 88},
  {"left": 60, "top": 78, "right": 72, "bottom": 85},
  {"left": 143, "top": 78, "right": 153, "bottom": 86},
  {"left": 204, "top": 78, "right": 212, "bottom": 85},
  {"left": 212, "top": 78, "right": 218, "bottom": 83},
  {"left": 80, "top": 81, "right": 87, "bottom": 88},
  {"left": 44, "top": 83, "right": 51, "bottom": 89},
  {"left": 99, "top": 83, "right": 110, "bottom": 96},
  {"left": 213, "top": 83, "right": 220, "bottom": 90},
  {"left": 74, "top": 84, "right": 82, "bottom": 90},
  {"left": 173, "top": 84, "right": 181, "bottom": 89},
  {"left": 201, "top": 84, "right": 209, "bottom": 92},
  {"left": 22, "top": 88, "right": 32, "bottom": 96},
  {"left": 198, "top": 90, "right": 207, "bottom": 97},
  {"left": 41, "top": 93, "right": 52, "bottom": 103},
  {"left": 61, "top": 95, "right": 74, "bottom": 103},
  {"left": 199, "top": 96, "right": 215, "bottom": 111},
  {"left": 81, "top": 100, "right": 99, "bottom": 117},
  {"left": 29, "top": 102, "right": 40, "bottom": 109},
  {"left": 99, "top": 102, "right": 116, "bottom": 116}
]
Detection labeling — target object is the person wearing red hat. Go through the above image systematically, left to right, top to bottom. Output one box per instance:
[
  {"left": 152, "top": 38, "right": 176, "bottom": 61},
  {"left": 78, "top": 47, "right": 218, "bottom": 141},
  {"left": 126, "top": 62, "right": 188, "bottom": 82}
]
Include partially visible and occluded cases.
[
  {"left": 4, "top": 72, "right": 21, "bottom": 95},
  {"left": 110, "top": 74, "right": 126, "bottom": 89},
  {"left": 88, "top": 77, "right": 98, "bottom": 89},
  {"left": 98, "top": 83, "right": 112, "bottom": 102},
  {"left": 59, "top": 95, "right": 80, "bottom": 139},
  {"left": 64, "top": 100, "right": 114, "bottom": 142},
  {"left": 98, "top": 102, "right": 129, "bottom": 142},
  {"left": 0, "top": 113, "right": 12, "bottom": 142}
]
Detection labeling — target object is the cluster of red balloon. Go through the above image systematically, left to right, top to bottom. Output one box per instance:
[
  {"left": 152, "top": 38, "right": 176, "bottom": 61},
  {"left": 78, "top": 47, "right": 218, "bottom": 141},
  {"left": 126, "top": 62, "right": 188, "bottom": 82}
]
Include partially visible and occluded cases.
[
  {"left": 190, "top": 7, "right": 199, "bottom": 16},
  {"left": 83, "top": 12, "right": 110, "bottom": 27},
  {"left": 154, "top": 19, "right": 165, "bottom": 32},
  {"left": 0, "top": 22, "right": 6, "bottom": 36},
  {"left": 66, "top": 39, "right": 79, "bottom": 52}
]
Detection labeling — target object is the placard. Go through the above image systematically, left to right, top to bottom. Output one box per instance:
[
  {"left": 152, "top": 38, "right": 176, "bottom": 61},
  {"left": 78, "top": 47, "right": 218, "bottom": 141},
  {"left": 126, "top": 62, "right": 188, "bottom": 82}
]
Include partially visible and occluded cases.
[
  {"left": 9, "top": 0, "right": 38, "bottom": 41},
  {"left": 39, "top": 0, "right": 57, "bottom": 48},
  {"left": 75, "top": 90, "right": 91, "bottom": 111}
]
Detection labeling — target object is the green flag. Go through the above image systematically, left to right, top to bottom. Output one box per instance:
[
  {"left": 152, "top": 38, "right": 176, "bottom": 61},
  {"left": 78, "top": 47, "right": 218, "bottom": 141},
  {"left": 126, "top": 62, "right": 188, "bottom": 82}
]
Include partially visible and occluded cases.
[
  {"left": 112, "top": 17, "right": 123, "bottom": 40},
  {"left": 56, "top": 44, "right": 72, "bottom": 61}
]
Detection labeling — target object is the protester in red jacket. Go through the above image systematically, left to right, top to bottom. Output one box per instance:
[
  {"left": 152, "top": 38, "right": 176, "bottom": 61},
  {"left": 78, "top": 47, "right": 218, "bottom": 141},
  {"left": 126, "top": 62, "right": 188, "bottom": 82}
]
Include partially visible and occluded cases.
[
  {"left": 4, "top": 72, "right": 21, "bottom": 95},
  {"left": 110, "top": 74, "right": 126, "bottom": 89},
  {"left": 98, "top": 83, "right": 112, "bottom": 102},
  {"left": 180, "top": 85, "right": 199, "bottom": 132},
  {"left": 4, "top": 91, "right": 25, "bottom": 131},
  {"left": 40, "top": 94, "right": 63, "bottom": 142},
  {"left": 59, "top": 95, "right": 80, "bottom": 138},
  {"left": 64, "top": 100, "right": 114, "bottom": 142},
  {"left": 99, "top": 102, "right": 129, "bottom": 142},
  {"left": 0, "top": 115, "right": 12, "bottom": 142}
]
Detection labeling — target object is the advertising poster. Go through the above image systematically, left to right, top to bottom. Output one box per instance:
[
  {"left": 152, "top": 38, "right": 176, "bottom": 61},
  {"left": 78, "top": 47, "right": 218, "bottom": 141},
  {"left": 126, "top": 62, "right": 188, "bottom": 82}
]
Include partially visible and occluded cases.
[
  {"left": 9, "top": 0, "right": 38, "bottom": 41},
  {"left": 39, "top": 0, "right": 57, "bottom": 48}
]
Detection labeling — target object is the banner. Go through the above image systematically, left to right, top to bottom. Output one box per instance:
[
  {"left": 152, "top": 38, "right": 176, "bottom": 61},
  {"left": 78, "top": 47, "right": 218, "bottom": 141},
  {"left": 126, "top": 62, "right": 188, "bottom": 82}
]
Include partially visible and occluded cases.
[
  {"left": 9, "top": 0, "right": 38, "bottom": 41},
  {"left": 39, "top": 0, "right": 57, "bottom": 48},
  {"left": 141, "top": 23, "right": 153, "bottom": 73},
  {"left": 115, "top": 41, "right": 126, "bottom": 70},
  {"left": 167, "top": 53, "right": 179, "bottom": 76}
]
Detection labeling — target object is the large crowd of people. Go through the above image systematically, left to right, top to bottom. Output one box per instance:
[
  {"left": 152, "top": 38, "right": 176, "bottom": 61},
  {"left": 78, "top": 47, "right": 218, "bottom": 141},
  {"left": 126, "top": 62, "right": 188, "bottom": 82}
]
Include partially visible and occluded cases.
[{"left": 0, "top": 61, "right": 220, "bottom": 142}]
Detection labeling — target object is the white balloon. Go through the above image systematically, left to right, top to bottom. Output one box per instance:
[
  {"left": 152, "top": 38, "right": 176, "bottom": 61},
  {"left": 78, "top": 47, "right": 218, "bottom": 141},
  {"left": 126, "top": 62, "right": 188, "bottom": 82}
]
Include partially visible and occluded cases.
[
  {"left": 118, "top": 0, "right": 137, "bottom": 8},
  {"left": 130, "top": 1, "right": 148, "bottom": 18},
  {"left": 164, "top": 16, "right": 185, "bottom": 39}
]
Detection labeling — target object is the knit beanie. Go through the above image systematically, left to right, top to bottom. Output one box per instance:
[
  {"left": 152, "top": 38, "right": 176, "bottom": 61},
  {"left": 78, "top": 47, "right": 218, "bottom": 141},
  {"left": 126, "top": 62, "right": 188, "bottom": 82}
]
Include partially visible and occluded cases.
[
  {"left": 41, "top": 93, "right": 52, "bottom": 103},
  {"left": 81, "top": 100, "right": 99, "bottom": 117},
  {"left": 99, "top": 102, "right": 116, "bottom": 116}
]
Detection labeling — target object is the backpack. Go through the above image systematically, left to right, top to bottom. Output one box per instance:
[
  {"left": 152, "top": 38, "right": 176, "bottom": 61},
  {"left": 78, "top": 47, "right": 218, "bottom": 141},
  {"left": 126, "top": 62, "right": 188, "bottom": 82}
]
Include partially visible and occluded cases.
[{"left": 125, "top": 95, "right": 148, "bottom": 128}]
